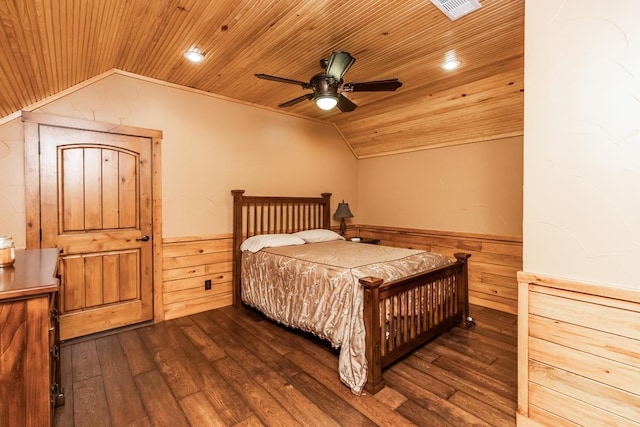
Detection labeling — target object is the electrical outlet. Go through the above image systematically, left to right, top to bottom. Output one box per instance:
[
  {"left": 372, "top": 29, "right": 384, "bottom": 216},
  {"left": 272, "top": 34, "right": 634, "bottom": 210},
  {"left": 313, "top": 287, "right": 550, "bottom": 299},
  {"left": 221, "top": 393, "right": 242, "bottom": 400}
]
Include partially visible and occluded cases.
[{"left": 204, "top": 279, "right": 212, "bottom": 290}]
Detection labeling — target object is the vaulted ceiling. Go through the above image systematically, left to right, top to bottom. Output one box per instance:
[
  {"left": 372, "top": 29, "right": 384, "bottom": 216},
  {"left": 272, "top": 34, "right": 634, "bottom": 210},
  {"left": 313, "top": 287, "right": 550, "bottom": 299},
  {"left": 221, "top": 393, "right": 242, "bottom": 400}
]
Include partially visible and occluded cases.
[{"left": 0, "top": 0, "right": 524, "bottom": 158}]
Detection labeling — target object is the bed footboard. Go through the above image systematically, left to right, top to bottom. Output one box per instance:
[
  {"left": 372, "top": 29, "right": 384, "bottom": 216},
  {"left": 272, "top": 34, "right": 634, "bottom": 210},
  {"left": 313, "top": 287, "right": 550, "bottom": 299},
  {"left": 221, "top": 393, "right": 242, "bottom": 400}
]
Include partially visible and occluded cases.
[{"left": 359, "top": 252, "right": 473, "bottom": 394}]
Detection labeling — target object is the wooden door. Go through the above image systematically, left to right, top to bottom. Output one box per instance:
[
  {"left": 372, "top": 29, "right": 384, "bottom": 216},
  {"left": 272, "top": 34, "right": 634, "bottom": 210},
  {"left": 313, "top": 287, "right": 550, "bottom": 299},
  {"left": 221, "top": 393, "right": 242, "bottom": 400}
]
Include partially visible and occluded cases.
[{"left": 39, "top": 125, "right": 153, "bottom": 340}]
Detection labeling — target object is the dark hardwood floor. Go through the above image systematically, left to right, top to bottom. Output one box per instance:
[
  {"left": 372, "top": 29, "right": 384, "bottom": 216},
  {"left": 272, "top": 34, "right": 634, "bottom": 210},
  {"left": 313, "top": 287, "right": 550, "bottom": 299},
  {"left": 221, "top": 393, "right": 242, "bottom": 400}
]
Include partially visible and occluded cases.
[{"left": 53, "top": 304, "right": 517, "bottom": 427}]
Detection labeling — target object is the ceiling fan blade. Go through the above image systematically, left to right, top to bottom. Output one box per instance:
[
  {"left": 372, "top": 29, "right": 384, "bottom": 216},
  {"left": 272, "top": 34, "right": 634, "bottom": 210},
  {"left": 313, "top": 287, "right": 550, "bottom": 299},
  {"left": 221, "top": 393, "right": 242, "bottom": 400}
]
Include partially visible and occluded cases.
[
  {"left": 325, "top": 52, "right": 355, "bottom": 81},
  {"left": 255, "top": 73, "right": 309, "bottom": 88},
  {"left": 342, "top": 79, "right": 403, "bottom": 92},
  {"left": 278, "top": 93, "right": 314, "bottom": 108},
  {"left": 336, "top": 94, "right": 357, "bottom": 112}
]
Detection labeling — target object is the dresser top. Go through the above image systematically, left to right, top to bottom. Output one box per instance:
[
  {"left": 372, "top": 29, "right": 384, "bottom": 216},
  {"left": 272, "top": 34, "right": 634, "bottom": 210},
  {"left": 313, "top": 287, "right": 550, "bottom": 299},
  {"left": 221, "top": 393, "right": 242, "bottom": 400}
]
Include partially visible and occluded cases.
[{"left": 0, "top": 248, "right": 59, "bottom": 300}]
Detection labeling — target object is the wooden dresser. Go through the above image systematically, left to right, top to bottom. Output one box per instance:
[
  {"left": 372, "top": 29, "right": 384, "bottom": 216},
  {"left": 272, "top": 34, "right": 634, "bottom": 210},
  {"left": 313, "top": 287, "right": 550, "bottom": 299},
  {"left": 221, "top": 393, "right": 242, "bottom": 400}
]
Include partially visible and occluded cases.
[{"left": 0, "top": 248, "right": 63, "bottom": 426}]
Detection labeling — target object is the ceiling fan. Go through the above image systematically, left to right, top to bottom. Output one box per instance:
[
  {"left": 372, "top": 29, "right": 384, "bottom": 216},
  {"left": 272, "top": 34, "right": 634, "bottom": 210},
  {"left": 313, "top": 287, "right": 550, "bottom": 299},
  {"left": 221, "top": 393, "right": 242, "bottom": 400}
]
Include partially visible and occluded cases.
[{"left": 255, "top": 51, "right": 402, "bottom": 112}]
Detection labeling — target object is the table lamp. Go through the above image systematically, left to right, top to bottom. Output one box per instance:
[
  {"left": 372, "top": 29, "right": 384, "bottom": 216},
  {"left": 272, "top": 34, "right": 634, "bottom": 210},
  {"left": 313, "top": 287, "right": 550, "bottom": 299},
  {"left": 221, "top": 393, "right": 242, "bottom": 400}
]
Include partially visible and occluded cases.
[{"left": 333, "top": 200, "right": 354, "bottom": 236}]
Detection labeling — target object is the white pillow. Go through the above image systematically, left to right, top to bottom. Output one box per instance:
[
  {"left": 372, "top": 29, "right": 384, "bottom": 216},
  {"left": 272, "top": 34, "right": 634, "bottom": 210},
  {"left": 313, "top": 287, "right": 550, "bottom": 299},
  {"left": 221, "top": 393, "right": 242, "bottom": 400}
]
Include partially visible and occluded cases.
[
  {"left": 293, "top": 229, "right": 345, "bottom": 243},
  {"left": 240, "top": 234, "right": 306, "bottom": 253}
]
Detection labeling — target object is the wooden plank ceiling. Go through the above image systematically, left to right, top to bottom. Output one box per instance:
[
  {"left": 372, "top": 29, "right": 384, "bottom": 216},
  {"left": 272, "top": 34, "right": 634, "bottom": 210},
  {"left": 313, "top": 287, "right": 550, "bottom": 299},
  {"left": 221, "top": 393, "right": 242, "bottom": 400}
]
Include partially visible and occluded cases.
[{"left": 0, "top": 0, "right": 524, "bottom": 158}]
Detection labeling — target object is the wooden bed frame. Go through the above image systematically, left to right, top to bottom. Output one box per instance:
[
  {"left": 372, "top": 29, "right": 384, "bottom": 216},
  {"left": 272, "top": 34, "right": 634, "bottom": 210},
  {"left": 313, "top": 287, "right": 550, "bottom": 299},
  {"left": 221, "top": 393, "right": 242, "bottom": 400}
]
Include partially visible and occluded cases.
[{"left": 231, "top": 190, "right": 474, "bottom": 394}]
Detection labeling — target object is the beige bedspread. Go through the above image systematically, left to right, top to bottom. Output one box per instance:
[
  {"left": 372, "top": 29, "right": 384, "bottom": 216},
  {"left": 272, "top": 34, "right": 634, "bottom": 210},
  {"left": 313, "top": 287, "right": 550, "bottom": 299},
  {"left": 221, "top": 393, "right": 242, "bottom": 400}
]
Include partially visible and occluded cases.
[{"left": 241, "top": 240, "right": 451, "bottom": 394}]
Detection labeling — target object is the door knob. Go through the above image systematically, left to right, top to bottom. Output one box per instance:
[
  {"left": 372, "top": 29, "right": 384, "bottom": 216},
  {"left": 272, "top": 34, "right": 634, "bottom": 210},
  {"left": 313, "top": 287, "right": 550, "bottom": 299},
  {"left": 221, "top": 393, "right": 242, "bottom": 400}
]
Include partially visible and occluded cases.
[{"left": 136, "top": 235, "right": 150, "bottom": 242}]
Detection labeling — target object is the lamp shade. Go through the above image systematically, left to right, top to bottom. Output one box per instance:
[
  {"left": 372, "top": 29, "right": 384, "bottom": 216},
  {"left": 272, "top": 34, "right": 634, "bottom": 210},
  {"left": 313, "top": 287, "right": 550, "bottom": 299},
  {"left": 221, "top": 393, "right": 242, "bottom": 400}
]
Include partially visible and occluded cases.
[{"left": 334, "top": 201, "right": 354, "bottom": 219}]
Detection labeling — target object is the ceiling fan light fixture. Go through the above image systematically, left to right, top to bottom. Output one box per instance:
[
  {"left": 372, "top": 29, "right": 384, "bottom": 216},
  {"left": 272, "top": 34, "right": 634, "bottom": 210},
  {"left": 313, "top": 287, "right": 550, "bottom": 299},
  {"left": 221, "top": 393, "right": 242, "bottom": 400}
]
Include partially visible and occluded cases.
[
  {"left": 184, "top": 47, "right": 204, "bottom": 63},
  {"left": 255, "top": 51, "right": 403, "bottom": 113},
  {"left": 314, "top": 78, "right": 339, "bottom": 110},
  {"left": 316, "top": 95, "right": 338, "bottom": 110}
]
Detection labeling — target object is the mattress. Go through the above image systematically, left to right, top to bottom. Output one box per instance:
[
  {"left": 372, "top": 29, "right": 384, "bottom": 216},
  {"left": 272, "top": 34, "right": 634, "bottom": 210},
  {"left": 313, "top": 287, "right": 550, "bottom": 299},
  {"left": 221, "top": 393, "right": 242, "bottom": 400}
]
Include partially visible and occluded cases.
[{"left": 241, "top": 239, "right": 451, "bottom": 394}]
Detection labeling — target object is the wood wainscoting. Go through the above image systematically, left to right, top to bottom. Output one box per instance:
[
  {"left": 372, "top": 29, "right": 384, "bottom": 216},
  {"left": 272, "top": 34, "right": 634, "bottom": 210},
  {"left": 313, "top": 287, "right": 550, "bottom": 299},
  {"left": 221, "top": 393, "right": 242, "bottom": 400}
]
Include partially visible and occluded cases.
[
  {"left": 356, "top": 225, "right": 522, "bottom": 315},
  {"left": 163, "top": 227, "right": 521, "bottom": 320},
  {"left": 162, "top": 235, "right": 233, "bottom": 320},
  {"left": 517, "top": 272, "right": 640, "bottom": 426}
]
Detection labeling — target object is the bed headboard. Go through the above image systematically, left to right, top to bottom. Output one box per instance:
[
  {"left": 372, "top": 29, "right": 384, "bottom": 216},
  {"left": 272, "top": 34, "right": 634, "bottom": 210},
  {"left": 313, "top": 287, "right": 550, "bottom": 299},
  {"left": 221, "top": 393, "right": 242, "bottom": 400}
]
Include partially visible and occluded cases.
[{"left": 230, "top": 189, "right": 332, "bottom": 306}]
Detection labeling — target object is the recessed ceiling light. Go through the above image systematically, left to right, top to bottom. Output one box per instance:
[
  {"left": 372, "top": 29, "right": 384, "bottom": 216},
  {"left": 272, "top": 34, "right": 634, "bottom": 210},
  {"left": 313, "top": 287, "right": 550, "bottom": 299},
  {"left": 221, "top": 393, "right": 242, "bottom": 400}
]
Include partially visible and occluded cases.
[
  {"left": 184, "top": 48, "right": 204, "bottom": 63},
  {"left": 441, "top": 59, "right": 461, "bottom": 71}
]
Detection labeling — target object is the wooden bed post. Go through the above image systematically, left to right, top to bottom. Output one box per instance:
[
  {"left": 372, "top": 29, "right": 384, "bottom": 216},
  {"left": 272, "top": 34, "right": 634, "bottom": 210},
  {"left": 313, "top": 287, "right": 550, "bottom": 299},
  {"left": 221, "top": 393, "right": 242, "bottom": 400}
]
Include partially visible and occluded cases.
[
  {"left": 231, "top": 190, "right": 245, "bottom": 307},
  {"left": 321, "top": 192, "right": 332, "bottom": 229},
  {"left": 454, "top": 253, "right": 474, "bottom": 329},
  {"left": 359, "top": 276, "right": 385, "bottom": 395}
]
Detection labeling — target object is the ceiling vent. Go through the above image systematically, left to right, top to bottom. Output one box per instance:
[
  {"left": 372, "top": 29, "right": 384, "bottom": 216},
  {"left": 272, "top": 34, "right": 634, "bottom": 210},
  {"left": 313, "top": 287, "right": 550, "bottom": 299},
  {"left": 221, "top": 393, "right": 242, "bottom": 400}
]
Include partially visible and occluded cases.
[{"left": 430, "top": 0, "right": 481, "bottom": 21}]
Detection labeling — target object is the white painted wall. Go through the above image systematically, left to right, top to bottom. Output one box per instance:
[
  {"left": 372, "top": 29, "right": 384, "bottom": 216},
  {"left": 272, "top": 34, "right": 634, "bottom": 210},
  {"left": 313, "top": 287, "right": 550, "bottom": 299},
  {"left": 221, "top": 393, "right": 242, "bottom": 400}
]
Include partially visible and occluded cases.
[{"left": 524, "top": 1, "right": 640, "bottom": 289}]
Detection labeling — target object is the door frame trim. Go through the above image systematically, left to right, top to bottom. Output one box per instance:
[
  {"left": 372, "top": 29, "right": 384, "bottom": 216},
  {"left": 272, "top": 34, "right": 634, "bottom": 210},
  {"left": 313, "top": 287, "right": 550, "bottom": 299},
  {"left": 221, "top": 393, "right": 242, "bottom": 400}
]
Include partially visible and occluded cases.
[{"left": 22, "top": 111, "right": 165, "bottom": 323}]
